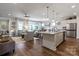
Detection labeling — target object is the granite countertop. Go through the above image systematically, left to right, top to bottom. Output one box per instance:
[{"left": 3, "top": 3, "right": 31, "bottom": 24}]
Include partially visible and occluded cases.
[{"left": 37, "top": 30, "right": 65, "bottom": 35}]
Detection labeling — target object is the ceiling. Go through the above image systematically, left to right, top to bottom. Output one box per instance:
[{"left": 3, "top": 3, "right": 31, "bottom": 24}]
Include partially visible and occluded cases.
[{"left": 0, "top": 3, "right": 79, "bottom": 21}]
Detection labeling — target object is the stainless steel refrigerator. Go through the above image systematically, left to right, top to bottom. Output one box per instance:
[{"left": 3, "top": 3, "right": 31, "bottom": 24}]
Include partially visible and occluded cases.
[{"left": 66, "top": 23, "right": 77, "bottom": 38}]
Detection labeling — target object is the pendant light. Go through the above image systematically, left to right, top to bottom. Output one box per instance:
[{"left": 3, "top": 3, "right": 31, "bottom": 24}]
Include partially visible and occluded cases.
[
  {"left": 46, "top": 6, "right": 49, "bottom": 21},
  {"left": 24, "top": 13, "right": 29, "bottom": 20}
]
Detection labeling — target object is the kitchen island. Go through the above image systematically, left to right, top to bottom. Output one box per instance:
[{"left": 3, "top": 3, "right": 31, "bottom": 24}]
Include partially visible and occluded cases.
[{"left": 38, "top": 31, "right": 64, "bottom": 51}]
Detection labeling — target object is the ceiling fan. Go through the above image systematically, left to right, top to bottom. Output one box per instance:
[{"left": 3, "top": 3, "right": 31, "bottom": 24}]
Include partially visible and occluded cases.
[{"left": 24, "top": 13, "right": 29, "bottom": 17}]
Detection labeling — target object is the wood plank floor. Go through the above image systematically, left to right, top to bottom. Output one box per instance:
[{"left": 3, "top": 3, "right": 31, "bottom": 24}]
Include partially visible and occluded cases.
[{"left": 12, "top": 38, "right": 79, "bottom": 56}]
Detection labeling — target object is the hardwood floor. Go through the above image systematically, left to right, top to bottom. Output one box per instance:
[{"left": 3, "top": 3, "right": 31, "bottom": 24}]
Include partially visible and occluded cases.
[
  {"left": 12, "top": 38, "right": 79, "bottom": 56},
  {"left": 14, "top": 38, "right": 79, "bottom": 56}
]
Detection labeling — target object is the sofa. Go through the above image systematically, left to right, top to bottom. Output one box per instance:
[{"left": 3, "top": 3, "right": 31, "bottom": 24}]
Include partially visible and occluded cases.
[{"left": 0, "top": 36, "right": 15, "bottom": 56}]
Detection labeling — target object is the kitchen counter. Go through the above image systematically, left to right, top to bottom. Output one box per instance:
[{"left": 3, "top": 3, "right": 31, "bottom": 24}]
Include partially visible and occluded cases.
[
  {"left": 38, "top": 30, "right": 64, "bottom": 34},
  {"left": 38, "top": 31, "right": 64, "bottom": 51}
]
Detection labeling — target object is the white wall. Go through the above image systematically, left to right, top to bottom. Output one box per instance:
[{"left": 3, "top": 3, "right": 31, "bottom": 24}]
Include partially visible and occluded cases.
[
  {"left": 77, "top": 16, "right": 79, "bottom": 39},
  {"left": 56, "top": 19, "right": 77, "bottom": 29},
  {"left": 56, "top": 20, "right": 67, "bottom": 29}
]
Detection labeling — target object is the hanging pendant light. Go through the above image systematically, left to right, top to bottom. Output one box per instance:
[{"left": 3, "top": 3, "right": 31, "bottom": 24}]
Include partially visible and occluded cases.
[
  {"left": 51, "top": 5, "right": 56, "bottom": 27},
  {"left": 46, "top": 6, "right": 49, "bottom": 21},
  {"left": 46, "top": 6, "right": 49, "bottom": 18},
  {"left": 24, "top": 13, "right": 29, "bottom": 20}
]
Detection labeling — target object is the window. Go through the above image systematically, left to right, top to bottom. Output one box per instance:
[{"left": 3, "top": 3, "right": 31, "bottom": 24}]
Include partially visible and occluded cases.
[
  {"left": 18, "top": 20, "right": 24, "bottom": 30},
  {"left": 28, "top": 21, "right": 42, "bottom": 31}
]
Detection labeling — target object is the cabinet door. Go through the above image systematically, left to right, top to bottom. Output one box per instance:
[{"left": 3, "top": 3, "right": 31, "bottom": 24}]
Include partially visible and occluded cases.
[{"left": 55, "top": 32, "right": 63, "bottom": 46}]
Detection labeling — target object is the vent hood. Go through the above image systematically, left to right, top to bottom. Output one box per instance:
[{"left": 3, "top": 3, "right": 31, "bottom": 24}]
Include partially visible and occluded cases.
[{"left": 66, "top": 16, "right": 77, "bottom": 20}]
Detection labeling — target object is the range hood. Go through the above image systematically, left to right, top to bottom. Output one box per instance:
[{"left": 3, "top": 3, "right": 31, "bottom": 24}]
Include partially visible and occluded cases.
[{"left": 66, "top": 15, "right": 77, "bottom": 20}]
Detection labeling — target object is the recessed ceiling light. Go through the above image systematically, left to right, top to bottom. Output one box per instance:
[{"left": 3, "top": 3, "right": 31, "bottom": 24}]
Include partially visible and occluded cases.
[{"left": 72, "top": 5, "right": 76, "bottom": 8}]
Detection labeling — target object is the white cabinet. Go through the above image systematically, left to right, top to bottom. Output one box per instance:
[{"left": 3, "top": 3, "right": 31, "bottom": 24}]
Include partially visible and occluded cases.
[{"left": 41, "top": 31, "right": 63, "bottom": 51}]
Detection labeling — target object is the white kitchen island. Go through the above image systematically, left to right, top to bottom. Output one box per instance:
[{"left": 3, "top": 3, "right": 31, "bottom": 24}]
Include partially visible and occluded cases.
[{"left": 38, "top": 31, "right": 64, "bottom": 51}]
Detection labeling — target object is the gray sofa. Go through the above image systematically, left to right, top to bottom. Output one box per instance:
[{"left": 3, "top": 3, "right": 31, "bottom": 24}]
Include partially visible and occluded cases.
[{"left": 0, "top": 37, "right": 15, "bottom": 56}]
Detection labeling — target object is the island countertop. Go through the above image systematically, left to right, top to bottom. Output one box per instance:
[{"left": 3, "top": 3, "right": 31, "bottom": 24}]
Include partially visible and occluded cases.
[{"left": 37, "top": 30, "right": 65, "bottom": 35}]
